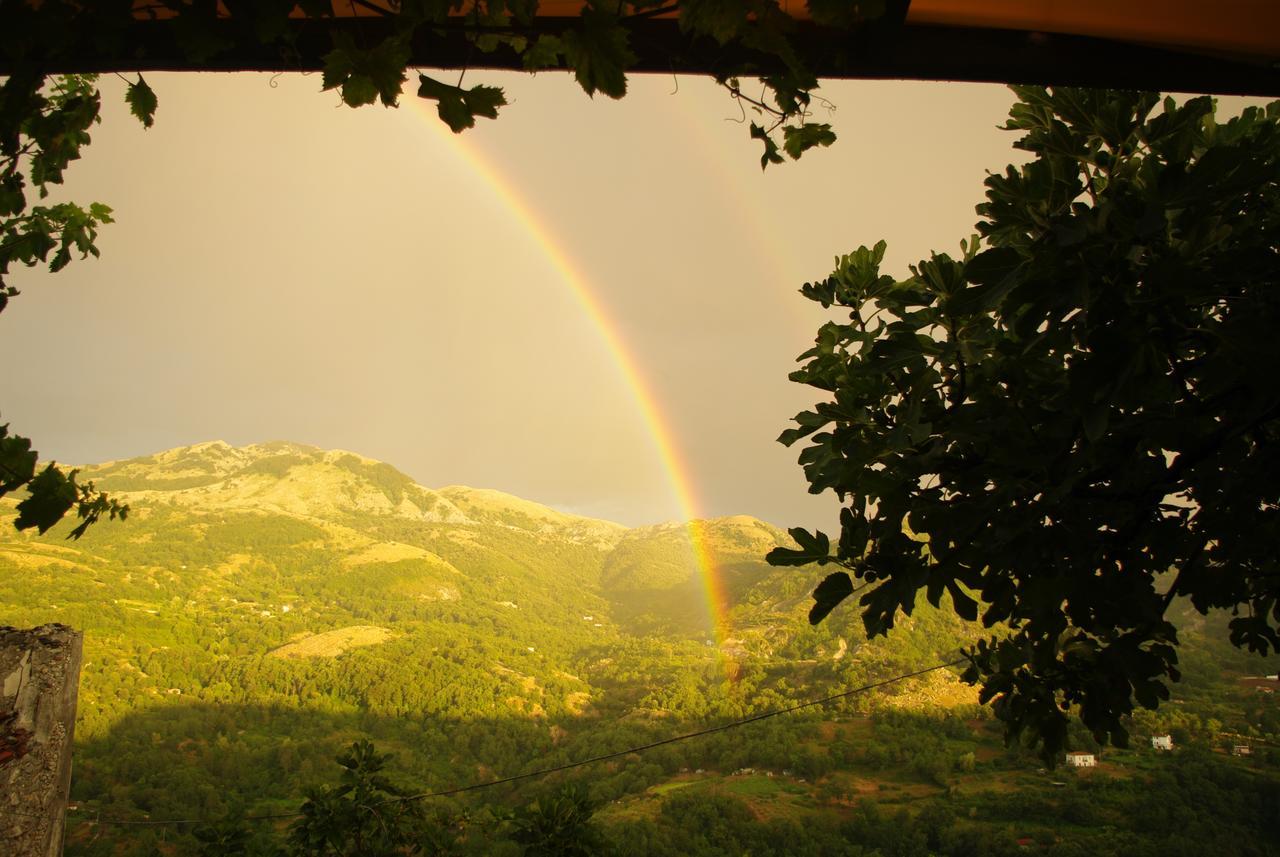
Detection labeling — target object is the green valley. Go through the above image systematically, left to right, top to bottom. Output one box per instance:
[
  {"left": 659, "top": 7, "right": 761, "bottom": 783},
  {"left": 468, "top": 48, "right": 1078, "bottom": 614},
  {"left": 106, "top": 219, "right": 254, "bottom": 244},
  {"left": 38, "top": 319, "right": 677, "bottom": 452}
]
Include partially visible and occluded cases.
[{"left": 1, "top": 442, "right": 1276, "bottom": 855}]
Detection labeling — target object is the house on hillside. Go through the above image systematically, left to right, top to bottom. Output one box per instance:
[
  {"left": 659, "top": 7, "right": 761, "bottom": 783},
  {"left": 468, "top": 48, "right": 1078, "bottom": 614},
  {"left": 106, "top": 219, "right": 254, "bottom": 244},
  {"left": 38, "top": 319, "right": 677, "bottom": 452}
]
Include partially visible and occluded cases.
[
  {"left": 1151, "top": 735, "right": 1173, "bottom": 750},
  {"left": 1232, "top": 744, "right": 1252, "bottom": 756},
  {"left": 1065, "top": 751, "right": 1096, "bottom": 767}
]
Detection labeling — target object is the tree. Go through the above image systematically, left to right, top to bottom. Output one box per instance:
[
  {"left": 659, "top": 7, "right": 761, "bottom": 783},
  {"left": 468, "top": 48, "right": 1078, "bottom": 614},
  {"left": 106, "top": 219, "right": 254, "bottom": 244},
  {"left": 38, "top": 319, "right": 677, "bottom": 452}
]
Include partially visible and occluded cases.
[
  {"left": 0, "top": 72, "right": 131, "bottom": 538},
  {"left": 770, "top": 87, "right": 1280, "bottom": 761},
  {"left": 288, "top": 740, "right": 449, "bottom": 856},
  {"left": 508, "top": 784, "right": 608, "bottom": 857},
  {"left": 193, "top": 819, "right": 261, "bottom": 857}
]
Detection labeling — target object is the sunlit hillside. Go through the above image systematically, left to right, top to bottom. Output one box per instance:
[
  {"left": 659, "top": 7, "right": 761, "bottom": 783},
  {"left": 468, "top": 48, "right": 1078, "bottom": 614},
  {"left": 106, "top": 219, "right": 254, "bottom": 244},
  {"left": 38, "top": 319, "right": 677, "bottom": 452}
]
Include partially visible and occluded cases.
[{"left": 1, "top": 443, "right": 1275, "bottom": 856}]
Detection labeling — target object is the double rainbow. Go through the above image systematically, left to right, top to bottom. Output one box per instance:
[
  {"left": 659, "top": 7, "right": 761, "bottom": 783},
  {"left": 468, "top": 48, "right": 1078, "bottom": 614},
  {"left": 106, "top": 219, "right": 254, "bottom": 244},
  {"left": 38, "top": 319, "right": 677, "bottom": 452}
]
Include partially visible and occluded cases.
[{"left": 411, "top": 104, "right": 736, "bottom": 666}]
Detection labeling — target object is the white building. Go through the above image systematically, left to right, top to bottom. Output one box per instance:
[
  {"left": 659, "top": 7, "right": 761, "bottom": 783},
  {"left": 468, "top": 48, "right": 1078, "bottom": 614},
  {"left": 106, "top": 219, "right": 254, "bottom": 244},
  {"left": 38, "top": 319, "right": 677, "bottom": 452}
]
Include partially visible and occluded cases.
[
  {"left": 1151, "top": 735, "right": 1173, "bottom": 750},
  {"left": 1232, "top": 744, "right": 1252, "bottom": 757},
  {"left": 1065, "top": 752, "right": 1097, "bottom": 768}
]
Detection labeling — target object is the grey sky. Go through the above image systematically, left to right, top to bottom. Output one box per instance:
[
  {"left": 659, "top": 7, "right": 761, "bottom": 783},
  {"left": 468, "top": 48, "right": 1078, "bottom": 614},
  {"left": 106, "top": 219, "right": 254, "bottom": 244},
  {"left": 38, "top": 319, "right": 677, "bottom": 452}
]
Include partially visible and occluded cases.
[{"left": 3, "top": 73, "right": 1242, "bottom": 528}]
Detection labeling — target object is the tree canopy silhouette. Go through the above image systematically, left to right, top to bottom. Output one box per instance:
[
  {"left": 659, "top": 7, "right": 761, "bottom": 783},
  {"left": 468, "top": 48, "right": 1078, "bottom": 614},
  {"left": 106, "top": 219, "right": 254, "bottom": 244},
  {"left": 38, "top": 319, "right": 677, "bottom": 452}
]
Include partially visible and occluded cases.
[
  {"left": 0, "top": 72, "right": 129, "bottom": 538},
  {"left": 770, "top": 86, "right": 1280, "bottom": 760}
]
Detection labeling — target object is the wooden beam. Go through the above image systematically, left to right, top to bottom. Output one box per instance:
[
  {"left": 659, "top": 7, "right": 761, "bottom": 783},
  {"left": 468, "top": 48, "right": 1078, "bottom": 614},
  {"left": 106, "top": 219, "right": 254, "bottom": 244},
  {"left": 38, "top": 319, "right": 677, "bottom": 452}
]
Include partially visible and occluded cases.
[{"left": 2, "top": 16, "right": 1277, "bottom": 96}]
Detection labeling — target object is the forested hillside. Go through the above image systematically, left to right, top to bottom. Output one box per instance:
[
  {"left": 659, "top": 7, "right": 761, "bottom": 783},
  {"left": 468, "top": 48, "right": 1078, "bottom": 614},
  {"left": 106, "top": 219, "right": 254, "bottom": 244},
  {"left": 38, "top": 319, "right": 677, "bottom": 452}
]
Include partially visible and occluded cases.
[{"left": 1, "top": 442, "right": 1275, "bottom": 855}]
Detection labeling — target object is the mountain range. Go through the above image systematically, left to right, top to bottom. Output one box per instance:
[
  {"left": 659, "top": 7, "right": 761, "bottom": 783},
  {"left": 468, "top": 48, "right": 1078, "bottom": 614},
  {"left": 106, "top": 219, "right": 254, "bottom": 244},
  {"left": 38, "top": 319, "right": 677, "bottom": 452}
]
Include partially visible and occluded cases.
[
  {"left": 1, "top": 439, "right": 977, "bottom": 728},
  {"left": 62, "top": 439, "right": 818, "bottom": 639}
]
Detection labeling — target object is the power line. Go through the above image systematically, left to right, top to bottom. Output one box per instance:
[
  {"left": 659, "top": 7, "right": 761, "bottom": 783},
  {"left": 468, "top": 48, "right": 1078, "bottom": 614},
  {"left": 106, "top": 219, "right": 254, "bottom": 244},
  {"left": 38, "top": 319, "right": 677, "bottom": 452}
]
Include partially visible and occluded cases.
[
  {"left": 68, "top": 656, "right": 965, "bottom": 828},
  {"left": 389, "top": 657, "right": 965, "bottom": 803}
]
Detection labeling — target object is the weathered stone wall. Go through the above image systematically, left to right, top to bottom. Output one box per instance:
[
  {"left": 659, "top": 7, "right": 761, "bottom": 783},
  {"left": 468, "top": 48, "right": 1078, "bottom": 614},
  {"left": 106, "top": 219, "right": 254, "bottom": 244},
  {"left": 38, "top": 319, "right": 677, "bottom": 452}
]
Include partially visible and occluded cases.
[{"left": 0, "top": 625, "right": 83, "bottom": 857}]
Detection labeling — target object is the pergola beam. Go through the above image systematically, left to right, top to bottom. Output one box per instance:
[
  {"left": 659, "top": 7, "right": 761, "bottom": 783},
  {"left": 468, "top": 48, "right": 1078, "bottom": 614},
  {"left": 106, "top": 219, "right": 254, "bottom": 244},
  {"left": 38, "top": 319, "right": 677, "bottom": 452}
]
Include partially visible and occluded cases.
[{"left": 3, "top": 16, "right": 1277, "bottom": 96}]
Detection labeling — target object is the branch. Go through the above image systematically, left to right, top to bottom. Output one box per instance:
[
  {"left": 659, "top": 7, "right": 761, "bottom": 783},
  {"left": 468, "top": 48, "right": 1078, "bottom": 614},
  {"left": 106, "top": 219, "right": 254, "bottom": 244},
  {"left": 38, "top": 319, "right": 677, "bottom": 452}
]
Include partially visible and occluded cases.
[
  {"left": 346, "top": 0, "right": 396, "bottom": 17},
  {"left": 623, "top": 3, "right": 680, "bottom": 22},
  {"left": 719, "top": 78, "right": 785, "bottom": 125},
  {"left": 946, "top": 318, "right": 967, "bottom": 411},
  {"left": 1161, "top": 539, "right": 1208, "bottom": 613}
]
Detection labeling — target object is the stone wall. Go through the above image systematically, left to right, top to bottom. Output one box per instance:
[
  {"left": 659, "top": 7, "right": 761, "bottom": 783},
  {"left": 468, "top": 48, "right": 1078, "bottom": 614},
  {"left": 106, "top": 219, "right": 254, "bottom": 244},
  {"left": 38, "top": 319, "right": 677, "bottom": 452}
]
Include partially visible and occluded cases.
[{"left": 0, "top": 625, "right": 83, "bottom": 857}]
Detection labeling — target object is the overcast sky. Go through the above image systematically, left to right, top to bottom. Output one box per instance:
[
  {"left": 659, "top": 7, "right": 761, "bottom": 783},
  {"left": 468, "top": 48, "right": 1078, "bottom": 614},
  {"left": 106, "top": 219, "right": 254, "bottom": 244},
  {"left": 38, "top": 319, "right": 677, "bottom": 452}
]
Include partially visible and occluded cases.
[{"left": 2, "top": 73, "right": 1251, "bottom": 528}]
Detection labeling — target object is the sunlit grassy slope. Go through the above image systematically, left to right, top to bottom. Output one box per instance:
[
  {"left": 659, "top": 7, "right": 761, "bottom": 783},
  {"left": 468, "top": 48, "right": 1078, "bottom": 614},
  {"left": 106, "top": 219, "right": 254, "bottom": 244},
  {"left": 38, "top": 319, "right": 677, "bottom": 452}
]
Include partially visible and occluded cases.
[{"left": 2, "top": 442, "right": 1273, "bottom": 857}]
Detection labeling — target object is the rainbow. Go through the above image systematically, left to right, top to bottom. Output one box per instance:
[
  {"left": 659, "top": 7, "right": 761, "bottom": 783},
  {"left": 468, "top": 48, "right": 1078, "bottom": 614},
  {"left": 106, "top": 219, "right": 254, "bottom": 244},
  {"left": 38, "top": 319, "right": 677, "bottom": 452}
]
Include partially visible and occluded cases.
[
  {"left": 660, "top": 82, "right": 814, "bottom": 332},
  {"left": 409, "top": 102, "right": 736, "bottom": 668}
]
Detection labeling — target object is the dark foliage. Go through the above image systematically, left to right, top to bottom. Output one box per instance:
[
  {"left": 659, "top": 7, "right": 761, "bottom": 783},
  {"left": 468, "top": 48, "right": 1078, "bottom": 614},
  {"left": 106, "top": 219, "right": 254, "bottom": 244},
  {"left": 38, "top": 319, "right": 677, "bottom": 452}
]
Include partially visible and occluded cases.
[{"left": 774, "top": 87, "right": 1280, "bottom": 761}]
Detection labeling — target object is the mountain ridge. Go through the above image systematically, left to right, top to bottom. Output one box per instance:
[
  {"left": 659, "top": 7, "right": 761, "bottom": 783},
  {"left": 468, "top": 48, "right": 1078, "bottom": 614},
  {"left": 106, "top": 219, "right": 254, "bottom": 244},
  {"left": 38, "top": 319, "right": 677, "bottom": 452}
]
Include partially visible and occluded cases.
[
  {"left": 73, "top": 440, "right": 768, "bottom": 549},
  {"left": 7, "top": 441, "right": 972, "bottom": 662}
]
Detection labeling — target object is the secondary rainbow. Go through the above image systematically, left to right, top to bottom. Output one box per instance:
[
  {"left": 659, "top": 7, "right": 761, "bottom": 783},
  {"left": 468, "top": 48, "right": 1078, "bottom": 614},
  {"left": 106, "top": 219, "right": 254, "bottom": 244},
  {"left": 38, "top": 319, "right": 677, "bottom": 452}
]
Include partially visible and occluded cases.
[{"left": 411, "top": 104, "right": 734, "bottom": 657}]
